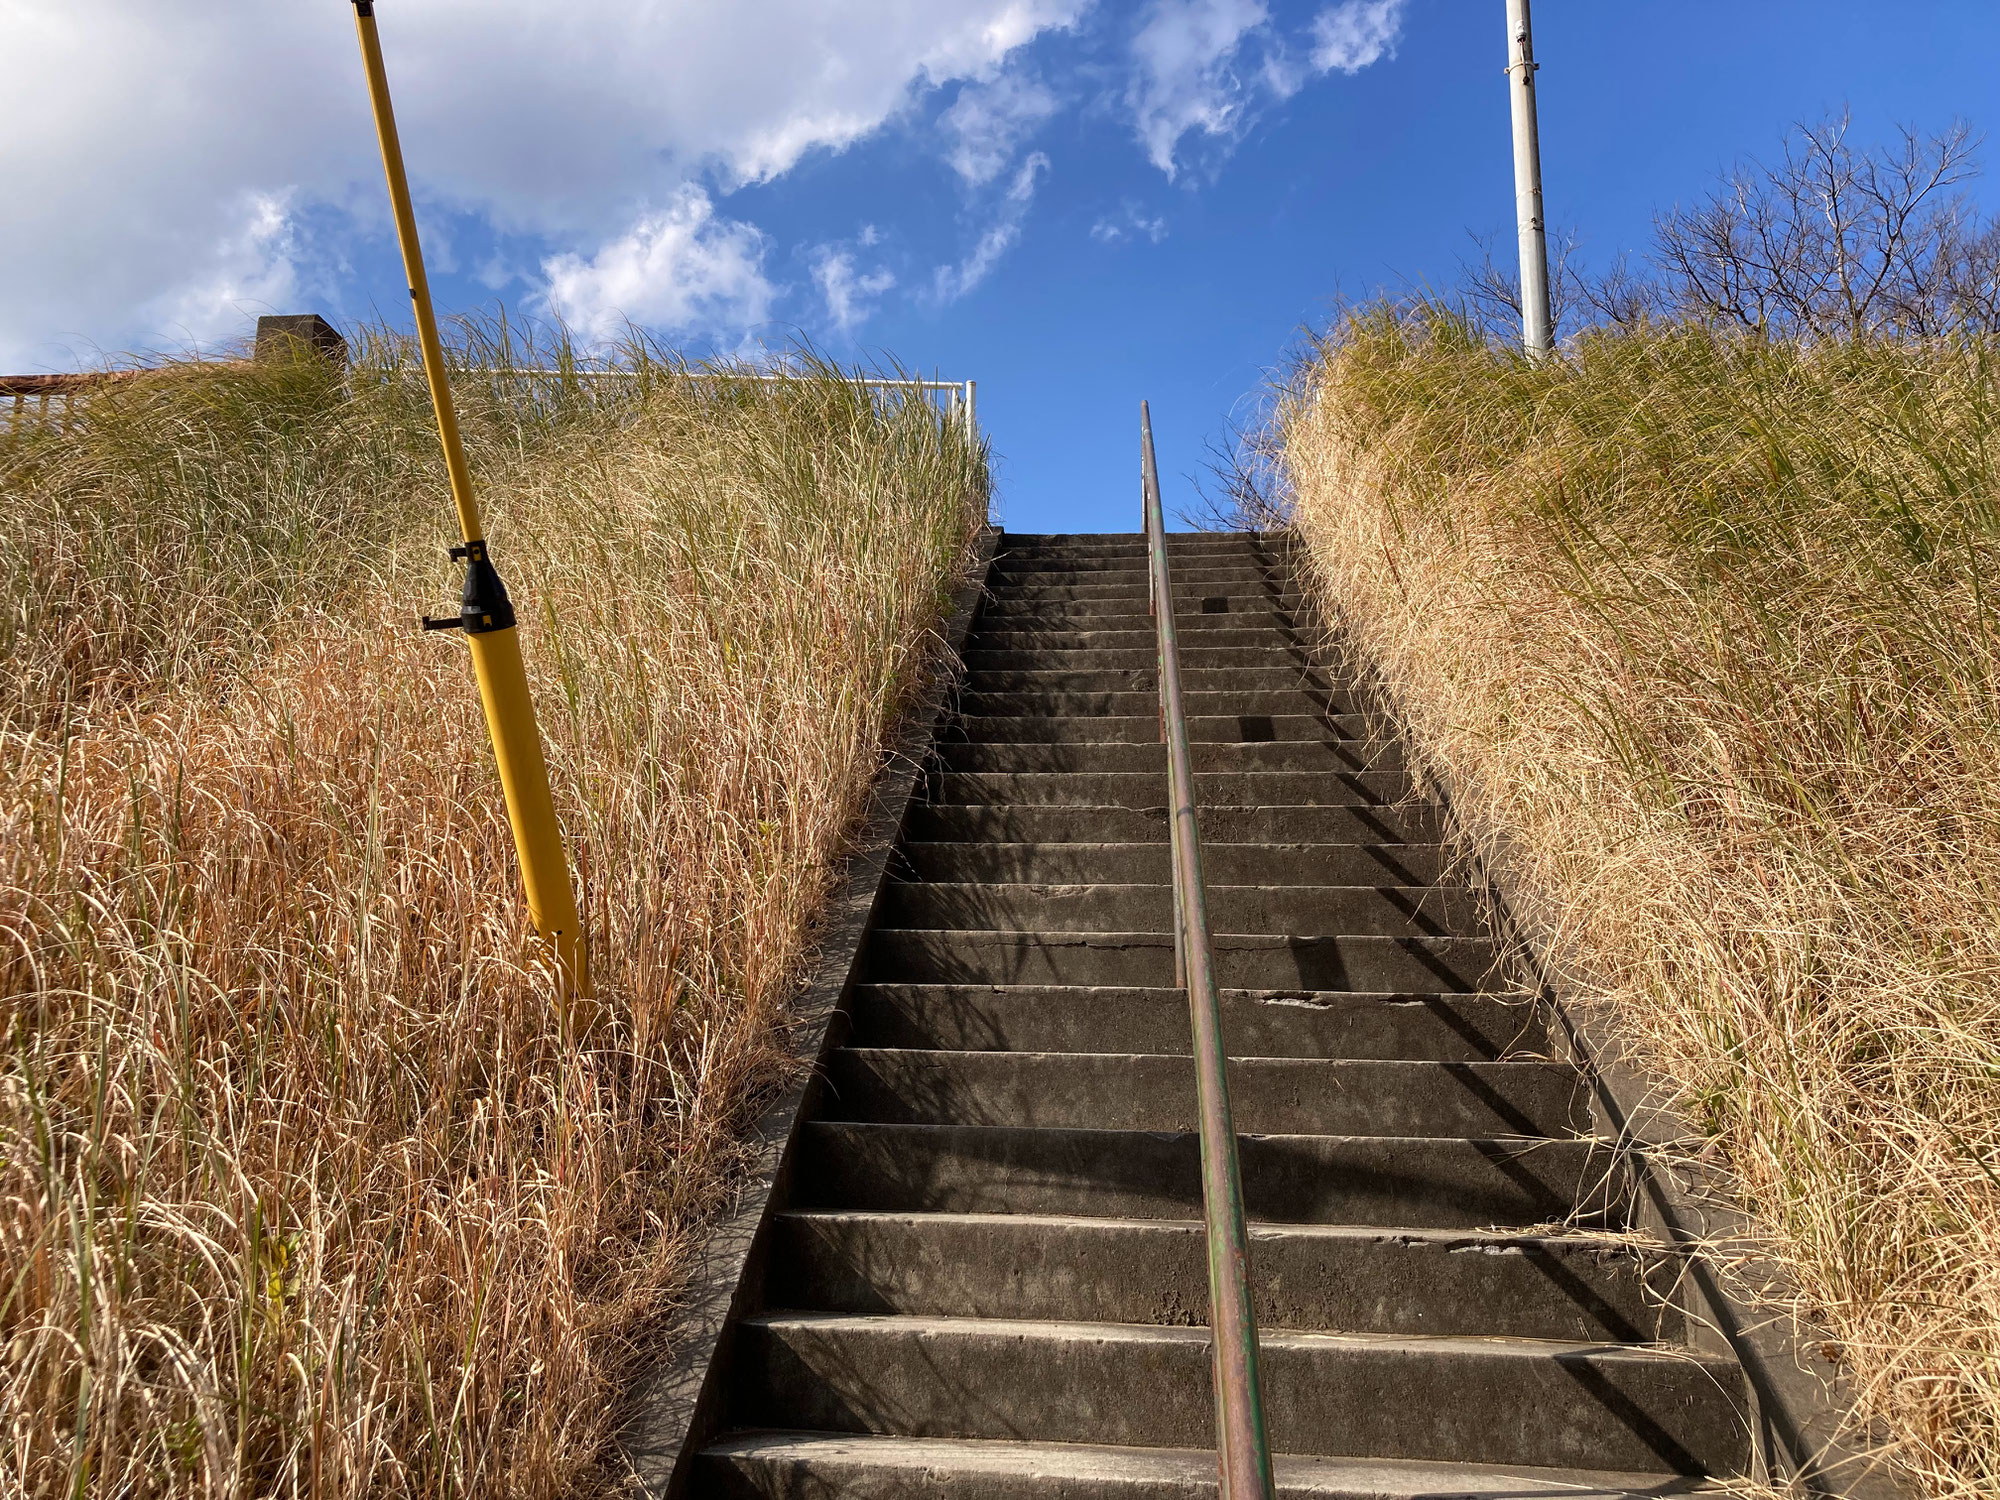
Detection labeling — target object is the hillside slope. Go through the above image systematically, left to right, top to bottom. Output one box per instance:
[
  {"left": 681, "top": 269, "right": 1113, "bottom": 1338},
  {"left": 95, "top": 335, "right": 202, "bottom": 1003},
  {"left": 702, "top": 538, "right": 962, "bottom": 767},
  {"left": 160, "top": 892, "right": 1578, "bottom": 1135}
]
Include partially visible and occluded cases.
[
  {"left": 1280, "top": 310, "right": 2000, "bottom": 1498},
  {"left": 0, "top": 346, "right": 985, "bottom": 1497}
]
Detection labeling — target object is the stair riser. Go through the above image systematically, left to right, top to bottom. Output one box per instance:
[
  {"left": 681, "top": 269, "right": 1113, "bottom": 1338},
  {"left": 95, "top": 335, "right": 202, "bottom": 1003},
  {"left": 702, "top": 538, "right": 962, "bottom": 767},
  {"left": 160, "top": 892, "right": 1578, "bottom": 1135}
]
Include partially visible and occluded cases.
[
  {"left": 1000, "top": 536, "right": 1280, "bottom": 552},
  {"left": 996, "top": 541, "right": 1281, "bottom": 560},
  {"left": 994, "top": 553, "right": 1280, "bottom": 572},
  {"left": 991, "top": 562, "right": 1283, "bottom": 584},
  {"left": 986, "top": 591, "right": 1308, "bottom": 613},
  {"left": 979, "top": 604, "right": 1303, "bottom": 628},
  {"left": 977, "top": 628, "right": 1307, "bottom": 652},
  {"left": 967, "top": 647, "right": 1340, "bottom": 672},
  {"left": 963, "top": 669, "right": 1342, "bottom": 696},
  {"left": 960, "top": 689, "right": 1362, "bottom": 718},
  {"left": 948, "top": 714, "right": 1371, "bottom": 745},
  {"left": 938, "top": 742, "right": 1404, "bottom": 774},
  {"left": 929, "top": 770, "right": 1410, "bottom": 808},
  {"left": 902, "top": 805, "right": 1444, "bottom": 847},
  {"left": 894, "top": 842, "right": 1444, "bottom": 888},
  {"left": 875, "top": 883, "right": 1476, "bottom": 939},
  {"left": 864, "top": 931, "right": 1502, "bottom": 992},
  {"left": 846, "top": 986, "right": 1547, "bottom": 1061},
  {"left": 822, "top": 1052, "right": 1588, "bottom": 1136},
  {"left": 793, "top": 1124, "right": 1627, "bottom": 1229},
  {"left": 768, "top": 1214, "right": 1682, "bottom": 1342},
  {"left": 733, "top": 1320, "right": 1742, "bottom": 1473},
  {"left": 697, "top": 1444, "right": 1712, "bottom": 1500}
]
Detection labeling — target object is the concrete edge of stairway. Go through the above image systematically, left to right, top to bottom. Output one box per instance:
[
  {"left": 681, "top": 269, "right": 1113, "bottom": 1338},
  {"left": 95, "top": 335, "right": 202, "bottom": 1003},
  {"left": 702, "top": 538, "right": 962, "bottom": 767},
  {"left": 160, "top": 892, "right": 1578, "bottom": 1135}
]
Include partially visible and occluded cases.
[
  {"left": 612, "top": 525, "right": 1002, "bottom": 1500},
  {"left": 1272, "top": 534, "right": 1910, "bottom": 1500}
]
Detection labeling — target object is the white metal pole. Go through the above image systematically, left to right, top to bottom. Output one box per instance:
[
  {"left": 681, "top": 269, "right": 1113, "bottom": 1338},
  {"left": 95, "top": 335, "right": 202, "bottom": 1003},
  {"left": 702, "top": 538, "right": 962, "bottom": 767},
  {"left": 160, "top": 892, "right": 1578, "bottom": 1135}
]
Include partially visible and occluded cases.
[
  {"left": 1505, "top": 0, "right": 1553, "bottom": 359},
  {"left": 963, "top": 379, "right": 977, "bottom": 441}
]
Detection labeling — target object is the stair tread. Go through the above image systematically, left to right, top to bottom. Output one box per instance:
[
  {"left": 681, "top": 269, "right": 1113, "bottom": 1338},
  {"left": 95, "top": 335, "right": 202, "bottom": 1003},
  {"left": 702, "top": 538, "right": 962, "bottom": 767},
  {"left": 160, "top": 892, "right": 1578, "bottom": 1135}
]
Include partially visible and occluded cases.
[
  {"left": 775, "top": 1207, "right": 1651, "bottom": 1250},
  {"left": 742, "top": 1311, "right": 1718, "bottom": 1364},
  {"left": 699, "top": 1431, "right": 1721, "bottom": 1497}
]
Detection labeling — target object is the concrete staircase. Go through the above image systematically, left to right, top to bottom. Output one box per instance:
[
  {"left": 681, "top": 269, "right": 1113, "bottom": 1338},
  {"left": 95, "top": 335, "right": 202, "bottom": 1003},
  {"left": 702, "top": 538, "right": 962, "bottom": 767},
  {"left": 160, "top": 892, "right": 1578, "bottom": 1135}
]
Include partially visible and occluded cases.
[{"left": 693, "top": 532, "right": 1748, "bottom": 1496}]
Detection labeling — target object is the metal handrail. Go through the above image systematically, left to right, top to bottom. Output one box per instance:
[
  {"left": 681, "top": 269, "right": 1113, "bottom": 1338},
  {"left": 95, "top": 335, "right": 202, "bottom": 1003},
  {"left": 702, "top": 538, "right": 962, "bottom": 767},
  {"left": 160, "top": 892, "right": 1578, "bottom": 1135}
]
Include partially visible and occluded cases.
[{"left": 1140, "top": 401, "right": 1275, "bottom": 1500}]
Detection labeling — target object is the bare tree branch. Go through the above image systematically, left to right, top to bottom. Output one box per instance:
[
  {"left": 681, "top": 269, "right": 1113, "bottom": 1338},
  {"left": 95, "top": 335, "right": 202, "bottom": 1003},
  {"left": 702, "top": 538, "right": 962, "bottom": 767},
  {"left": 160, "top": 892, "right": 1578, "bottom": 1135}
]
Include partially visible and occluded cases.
[{"left": 1651, "top": 111, "right": 1991, "bottom": 341}]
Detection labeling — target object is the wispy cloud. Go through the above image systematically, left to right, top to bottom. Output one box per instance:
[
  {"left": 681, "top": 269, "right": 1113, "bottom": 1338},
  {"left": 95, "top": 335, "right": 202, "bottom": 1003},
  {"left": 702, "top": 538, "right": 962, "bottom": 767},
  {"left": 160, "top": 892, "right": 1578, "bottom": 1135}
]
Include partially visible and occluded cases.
[
  {"left": 1123, "top": 0, "right": 1408, "bottom": 181},
  {"left": 1127, "top": 0, "right": 1270, "bottom": 181},
  {"left": 1312, "top": 0, "right": 1406, "bottom": 73},
  {"left": 942, "top": 71, "right": 1062, "bottom": 187},
  {"left": 934, "top": 152, "right": 1050, "bottom": 302},
  {"left": 541, "top": 186, "right": 773, "bottom": 343},
  {"left": 1091, "top": 203, "right": 1169, "bottom": 244},
  {"left": 811, "top": 246, "right": 898, "bottom": 332}
]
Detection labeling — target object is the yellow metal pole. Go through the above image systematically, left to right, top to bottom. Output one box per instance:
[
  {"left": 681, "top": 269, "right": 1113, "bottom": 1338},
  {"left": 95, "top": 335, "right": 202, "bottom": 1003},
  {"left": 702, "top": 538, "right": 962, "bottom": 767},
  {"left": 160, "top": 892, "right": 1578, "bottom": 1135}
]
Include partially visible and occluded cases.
[{"left": 349, "top": 0, "right": 590, "bottom": 1000}]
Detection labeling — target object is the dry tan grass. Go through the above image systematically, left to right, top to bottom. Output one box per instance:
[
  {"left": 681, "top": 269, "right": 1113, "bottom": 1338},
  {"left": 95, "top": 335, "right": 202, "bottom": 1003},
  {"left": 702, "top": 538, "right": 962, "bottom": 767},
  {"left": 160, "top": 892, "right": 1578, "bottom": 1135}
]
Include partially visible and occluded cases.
[
  {"left": 1281, "top": 309, "right": 2000, "bottom": 1498},
  {"left": 0, "top": 341, "right": 985, "bottom": 1496}
]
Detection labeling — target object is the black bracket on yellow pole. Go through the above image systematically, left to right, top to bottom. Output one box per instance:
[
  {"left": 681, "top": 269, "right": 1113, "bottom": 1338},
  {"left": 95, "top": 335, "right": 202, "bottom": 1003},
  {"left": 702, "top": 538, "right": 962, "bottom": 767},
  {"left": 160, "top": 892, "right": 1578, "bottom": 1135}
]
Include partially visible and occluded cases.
[
  {"left": 349, "top": 0, "right": 591, "bottom": 1003},
  {"left": 422, "top": 542, "right": 518, "bottom": 634}
]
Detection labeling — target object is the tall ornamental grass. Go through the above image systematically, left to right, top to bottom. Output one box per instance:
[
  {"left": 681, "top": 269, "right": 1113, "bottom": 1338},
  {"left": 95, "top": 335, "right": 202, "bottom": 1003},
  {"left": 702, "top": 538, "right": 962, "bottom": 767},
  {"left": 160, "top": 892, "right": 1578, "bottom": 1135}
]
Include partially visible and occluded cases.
[
  {"left": 1280, "top": 307, "right": 2000, "bottom": 1498},
  {"left": 0, "top": 331, "right": 987, "bottom": 1496}
]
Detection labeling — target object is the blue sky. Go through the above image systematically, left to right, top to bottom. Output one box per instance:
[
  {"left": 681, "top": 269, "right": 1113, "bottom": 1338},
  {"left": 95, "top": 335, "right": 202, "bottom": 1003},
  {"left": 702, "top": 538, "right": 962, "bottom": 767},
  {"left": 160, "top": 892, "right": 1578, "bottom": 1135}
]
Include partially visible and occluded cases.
[{"left": 5, "top": 1, "right": 1998, "bottom": 533}]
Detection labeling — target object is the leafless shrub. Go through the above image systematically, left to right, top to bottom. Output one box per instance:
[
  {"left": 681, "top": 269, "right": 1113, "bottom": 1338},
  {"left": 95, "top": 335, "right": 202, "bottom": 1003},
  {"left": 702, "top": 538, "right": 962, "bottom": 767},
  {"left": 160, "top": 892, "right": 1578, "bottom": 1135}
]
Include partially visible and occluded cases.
[
  {"left": 1459, "top": 113, "right": 2000, "bottom": 348},
  {"left": 1654, "top": 113, "right": 2000, "bottom": 341}
]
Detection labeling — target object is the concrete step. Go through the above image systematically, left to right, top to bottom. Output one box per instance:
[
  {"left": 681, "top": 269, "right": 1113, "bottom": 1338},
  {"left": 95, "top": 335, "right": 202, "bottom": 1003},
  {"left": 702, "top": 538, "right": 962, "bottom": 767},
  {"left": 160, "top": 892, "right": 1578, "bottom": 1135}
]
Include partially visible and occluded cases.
[
  {"left": 999, "top": 531, "right": 1279, "bottom": 550},
  {"left": 994, "top": 541, "right": 1272, "bottom": 562},
  {"left": 989, "top": 545, "right": 1282, "bottom": 565},
  {"left": 991, "top": 559, "right": 1279, "bottom": 583},
  {"left": 988, "top": 568, "right": 1288, "bottom": 592},
  {"left": 986, "top": 579, "right": 1306, "bottom": 602},
  {"left": 978, "top": 599, "right": 1302, "bottom": 625},
  {"left": 976, "top": 616, "right": 1308, "bottom": 643},
  {"left": 976, "top": 626, "right": 1306, "bottom": 653},
  {"left": 966, "top": 646, "right": 1341, "bottom": 673},
  {"left": 962, "top": 667, "right": 1345, "bottom": 696},
  {"left": 959, "top": 688, "right": 1363, "bottom": 718},
  {"left": 946, "top": 713, "right": 1371, "bottom": 745},
  {"left": 937, "top": 741, "right": 1405, "bottom": 775},
  {"left": 928, "top": 770, "right": 1411, "bottom": 808},
  {"left": 903, "top": 804, "right": 1444, "bottom": 846},
  {"left": 894, "top": 841, "right": 1445, "bottom": 888},
  {"left": 875, "top": 882, "right": 1478, "bottom": 939},
  {"left": 861, "top": 929, "right": 1502, "bottom": 992},
  {"left": 845, "top": 985, "right": 1548, "bottom": 1060},
  {"left": 822, "top": 1050, "right": 1589, "bottom": 1136},
  {"left": 792, "top": 1123, "right": 1624, "bottom": 1228},
  {"left": 767, "top": 1211, "right": 1681, "bottom": 1342},
  {"left": 730, "top": 1314, "right": 1745, "bottom": 1473},
  {"left": 697, "top": 1432, "right": 1722, "bottom": 1499}
]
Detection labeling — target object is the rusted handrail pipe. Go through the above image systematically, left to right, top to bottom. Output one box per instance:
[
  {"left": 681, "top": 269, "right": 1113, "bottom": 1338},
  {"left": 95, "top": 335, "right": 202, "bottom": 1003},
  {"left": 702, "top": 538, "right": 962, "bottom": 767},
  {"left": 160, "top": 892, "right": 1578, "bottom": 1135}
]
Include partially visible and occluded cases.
[{"left": 1141, "top": 401, "right": 1276, "bottom": 1500}]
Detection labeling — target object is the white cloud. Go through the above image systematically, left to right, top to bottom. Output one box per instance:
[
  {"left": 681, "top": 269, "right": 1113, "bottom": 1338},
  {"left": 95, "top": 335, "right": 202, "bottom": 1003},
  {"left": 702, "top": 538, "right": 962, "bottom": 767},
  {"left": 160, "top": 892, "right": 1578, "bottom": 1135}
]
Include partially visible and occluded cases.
[
  {"left": 0, "top": 0, "right": 1086, "bottom": 368},
  {"left": 1123, "top": 0, "right": 1407, "bottom": 181},
  {"left": 1126, "top": 0, "right": 1270, "bottom": 180},
  {"left": 1311, "top": 0, "right": 1406, "bottom": 73},
  {"left": 942, "top": 72, "right": 1062, "bottom": 186},
  {"left": 934, "top": 153, "right": 1050, "bottom": 302},
  {"left": 542, "top": 188, "right": 774, "bottom": 343},
  {"left": 145, "top": 191, "right": 303, "bottom": 350},
  {"left": 1091, "top": 205, "right": 1169, "bottom": 245},
  {"left": 812, "top": 248, "right": 898, "bottom": 333}
]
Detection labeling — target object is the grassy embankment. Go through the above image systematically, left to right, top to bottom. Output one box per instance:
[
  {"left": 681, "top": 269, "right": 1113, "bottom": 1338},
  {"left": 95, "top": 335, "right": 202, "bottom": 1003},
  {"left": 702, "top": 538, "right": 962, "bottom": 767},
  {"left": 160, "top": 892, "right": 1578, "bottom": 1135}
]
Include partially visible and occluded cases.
[
  {"left": 1281, "top": 309, "right": 2000, "bottom": 1497},
  {"left": 0, "top": 335, "right": 986, "bottom": 1497}
]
